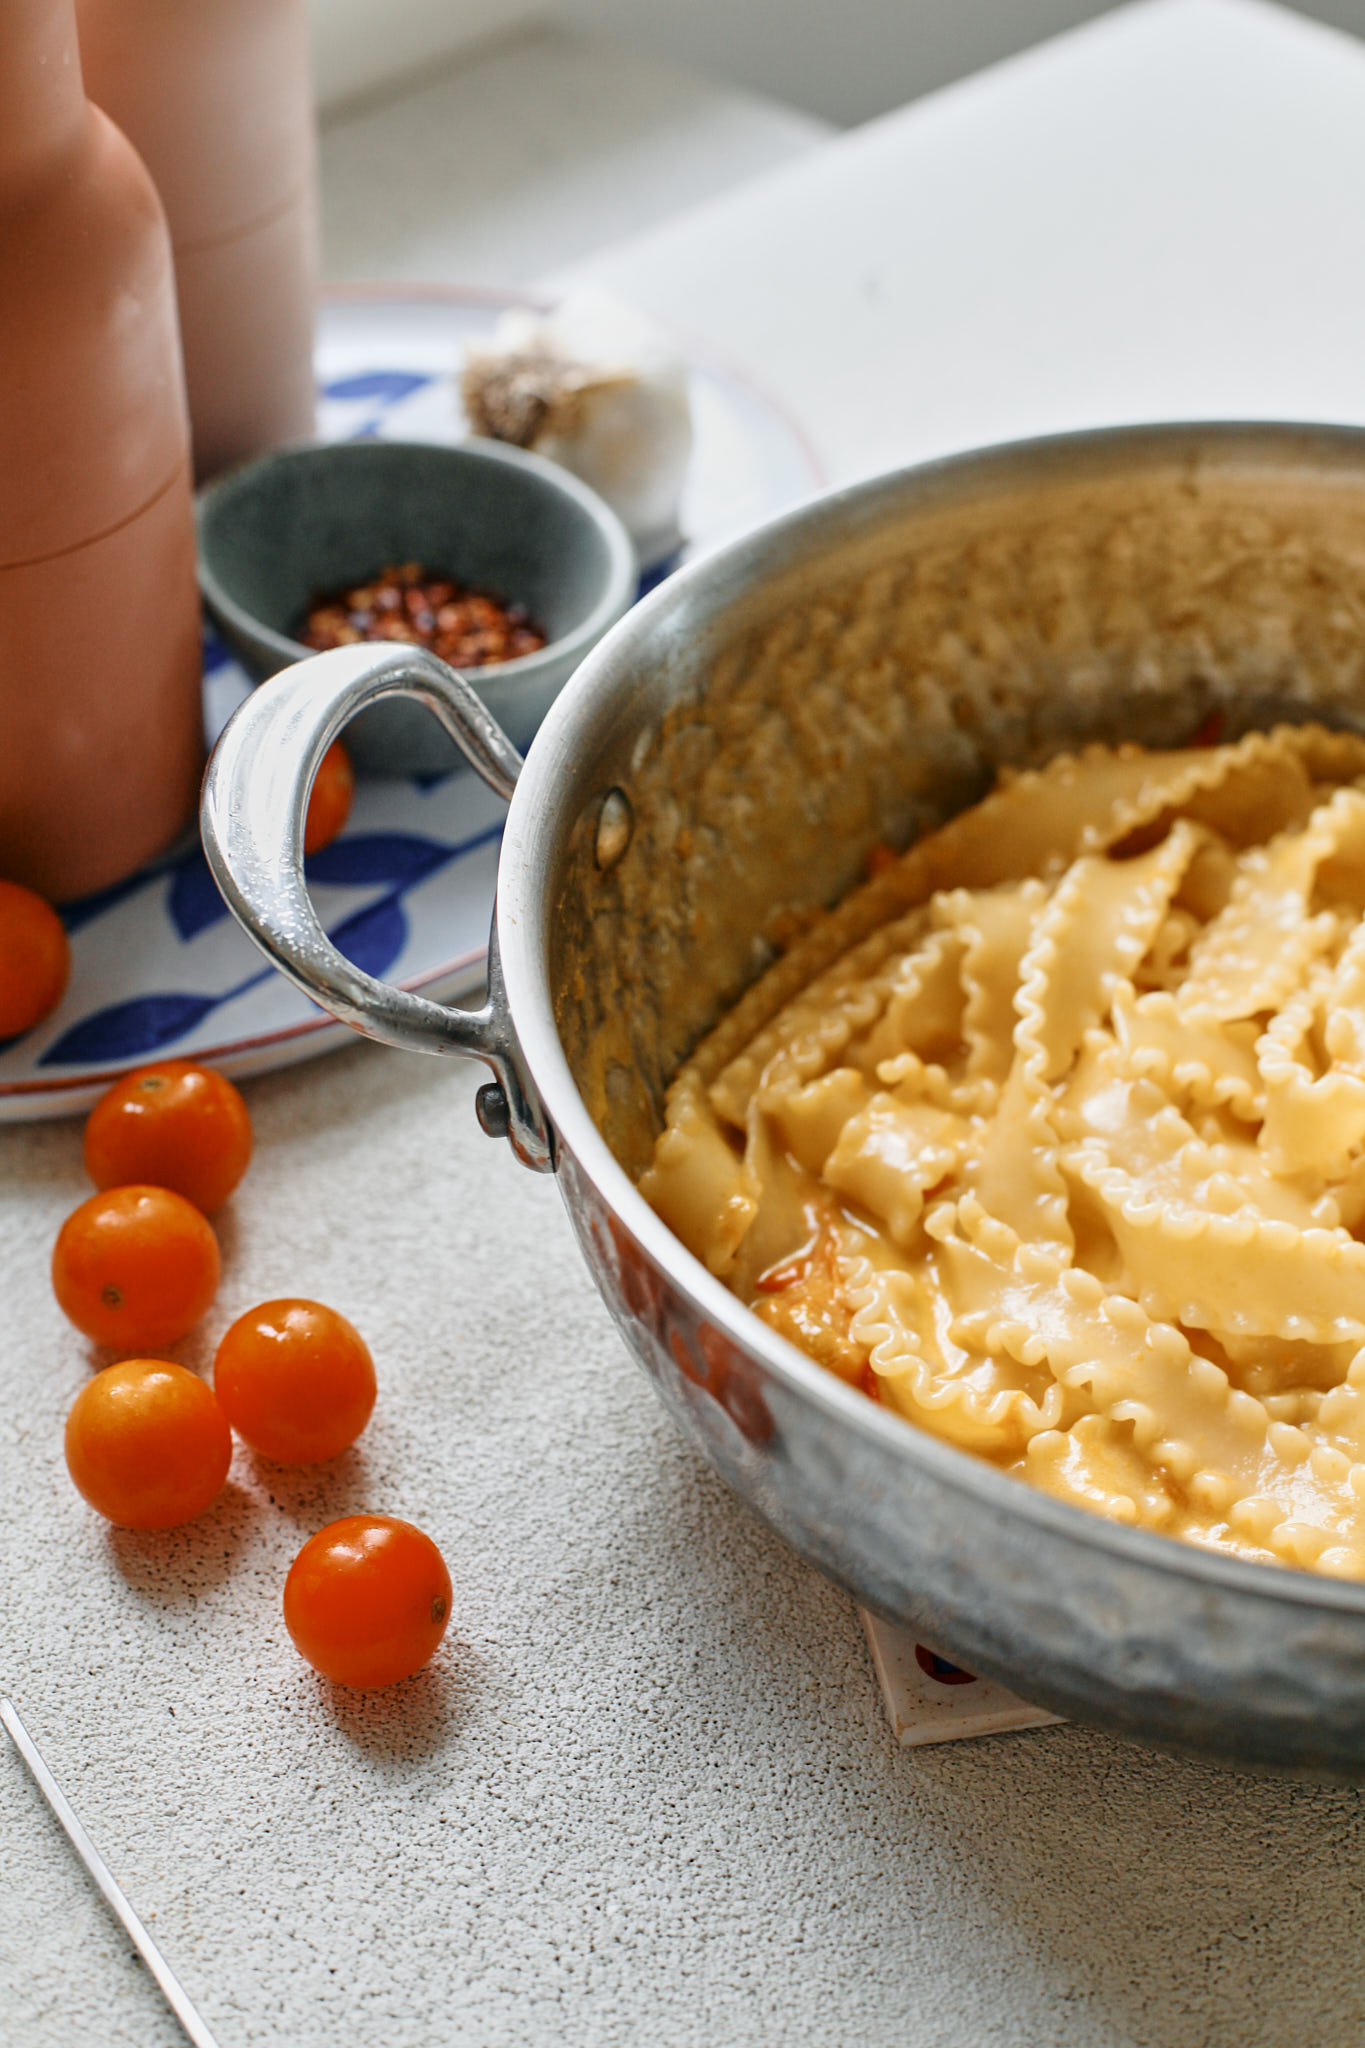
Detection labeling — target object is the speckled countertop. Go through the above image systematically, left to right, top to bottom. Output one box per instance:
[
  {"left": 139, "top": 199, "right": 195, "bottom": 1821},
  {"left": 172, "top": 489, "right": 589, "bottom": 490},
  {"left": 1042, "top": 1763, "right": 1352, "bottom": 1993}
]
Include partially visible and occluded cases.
[
  {"left": 10, "top": 4, "right": 1365, "bottom": 2043},
  {"left": 7, "top": 1045, "right": 1365, "bottom": 2048}
]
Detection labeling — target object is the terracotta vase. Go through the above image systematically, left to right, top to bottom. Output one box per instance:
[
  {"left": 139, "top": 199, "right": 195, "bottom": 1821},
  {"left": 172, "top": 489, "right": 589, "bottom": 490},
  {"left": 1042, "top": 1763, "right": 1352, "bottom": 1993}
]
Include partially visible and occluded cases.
[
  {"left": 0, "top": 0, "right": 203, "bottom": 902},
  {"left": 76, "top": 0, "right": 318, "bottom": 481}
]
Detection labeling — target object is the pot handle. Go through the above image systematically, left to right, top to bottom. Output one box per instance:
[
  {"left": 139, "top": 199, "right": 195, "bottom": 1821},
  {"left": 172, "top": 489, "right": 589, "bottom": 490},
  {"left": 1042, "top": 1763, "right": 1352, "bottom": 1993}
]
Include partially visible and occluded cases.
[{"left": 200, "top": 642, "right": 555, "bottom": 1173}]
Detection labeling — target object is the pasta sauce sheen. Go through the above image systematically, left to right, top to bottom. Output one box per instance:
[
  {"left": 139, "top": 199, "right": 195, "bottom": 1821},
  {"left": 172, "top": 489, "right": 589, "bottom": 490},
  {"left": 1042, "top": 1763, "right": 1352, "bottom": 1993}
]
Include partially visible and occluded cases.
[{"left": 640, "top": 726, "right": 1365, "bottom": 1579}]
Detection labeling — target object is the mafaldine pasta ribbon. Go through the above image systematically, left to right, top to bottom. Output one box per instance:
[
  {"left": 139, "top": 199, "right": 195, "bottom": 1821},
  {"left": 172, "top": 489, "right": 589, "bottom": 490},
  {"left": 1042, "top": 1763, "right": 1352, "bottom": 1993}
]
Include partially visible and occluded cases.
[{"left": 640, "top": 724, "right": 1365, "bottom": 1578}]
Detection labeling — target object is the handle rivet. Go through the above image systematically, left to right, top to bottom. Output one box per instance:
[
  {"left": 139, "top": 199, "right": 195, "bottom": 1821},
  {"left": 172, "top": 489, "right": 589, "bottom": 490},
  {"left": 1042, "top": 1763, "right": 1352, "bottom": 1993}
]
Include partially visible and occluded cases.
[
  {"left": 595, "top": 787, "right": 633, "bottom": 871},
  {"left": 476, "top": 1082, "right": 511, "bottom": 1139}
]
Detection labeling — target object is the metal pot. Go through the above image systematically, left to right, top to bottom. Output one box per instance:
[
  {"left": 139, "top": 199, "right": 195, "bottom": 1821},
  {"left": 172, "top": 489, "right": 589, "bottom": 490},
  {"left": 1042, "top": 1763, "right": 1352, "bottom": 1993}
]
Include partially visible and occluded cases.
[{"left": 203, "top": 421, "right": 1365, "bottom": 1780}]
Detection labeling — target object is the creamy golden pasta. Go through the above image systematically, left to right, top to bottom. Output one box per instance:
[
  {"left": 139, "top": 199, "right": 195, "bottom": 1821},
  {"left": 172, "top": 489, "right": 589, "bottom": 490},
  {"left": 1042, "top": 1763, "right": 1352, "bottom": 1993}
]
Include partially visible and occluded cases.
[{"left": 640, "top": 724, "right": 1365, "bottom": 1578}]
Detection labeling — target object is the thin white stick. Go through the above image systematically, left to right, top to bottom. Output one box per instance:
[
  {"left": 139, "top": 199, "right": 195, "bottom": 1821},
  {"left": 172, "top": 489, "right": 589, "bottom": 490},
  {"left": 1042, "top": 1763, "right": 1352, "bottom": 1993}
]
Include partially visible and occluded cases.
[{"left": 1, "top": 1697, "right": 224, "bottom": 2048}]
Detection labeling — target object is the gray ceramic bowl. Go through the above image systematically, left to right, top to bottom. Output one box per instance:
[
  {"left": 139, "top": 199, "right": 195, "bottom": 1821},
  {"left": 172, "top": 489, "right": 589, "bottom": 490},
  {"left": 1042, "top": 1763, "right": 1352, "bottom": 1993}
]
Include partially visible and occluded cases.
[{"left": 196, "top": 437, "right": 637, "bottom": 773}]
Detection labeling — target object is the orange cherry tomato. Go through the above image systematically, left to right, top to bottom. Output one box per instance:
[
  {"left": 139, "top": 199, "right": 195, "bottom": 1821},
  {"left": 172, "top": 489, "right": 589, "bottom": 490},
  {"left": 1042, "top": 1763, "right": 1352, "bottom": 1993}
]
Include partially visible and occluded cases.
[
  {"left": 304, "top": 740, "right": 354, "bottom": 856},
  {"left": 0, "top": 878, "right": 69, "bottom": 1038},
  {"left": 84, "top": 1061, "right": 253, "bottom": 1214},
  {"left": 52, "top": 1185, "right": 221, "bottom": 1350},
  {"left": 213, "top": 1298, "right": 376, "bottom": 1464},
  {"left": 64, "top": 1359, "right": 231, "bottom": 1529},
  {"left": 283, "top": 1515, "right": 451, "bottom": 1688}
]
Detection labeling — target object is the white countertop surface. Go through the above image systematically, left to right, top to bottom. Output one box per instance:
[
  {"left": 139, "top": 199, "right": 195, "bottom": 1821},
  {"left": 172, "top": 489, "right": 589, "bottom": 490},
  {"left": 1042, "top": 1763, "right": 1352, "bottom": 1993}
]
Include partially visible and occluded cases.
[
  {"left": 550, "top": 0, "right": 1365, "bottom": 485},
  {"left": 8, "top": 4, "right": 1365, "bottom": 2044},
  {"left": 317, "top": 24, "right": 831, "bottom": 288}
]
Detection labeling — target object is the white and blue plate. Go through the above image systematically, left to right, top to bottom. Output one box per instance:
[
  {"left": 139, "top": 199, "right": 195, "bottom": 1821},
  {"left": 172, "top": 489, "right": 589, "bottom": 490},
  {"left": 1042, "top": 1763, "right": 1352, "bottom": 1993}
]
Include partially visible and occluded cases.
[{"left": 0, "top": 286, "right": 824, "bottom": 1122}]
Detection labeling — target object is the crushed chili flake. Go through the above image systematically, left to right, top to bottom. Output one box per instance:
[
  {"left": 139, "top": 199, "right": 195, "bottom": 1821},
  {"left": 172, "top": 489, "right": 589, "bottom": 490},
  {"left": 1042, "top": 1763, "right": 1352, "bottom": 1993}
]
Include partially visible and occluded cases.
[
  {"left": 300, "top": 561, "right": 547, "bottom": 669},
  {"left": 1191, "top": 708, "right": 1227, "bottom": 748}
]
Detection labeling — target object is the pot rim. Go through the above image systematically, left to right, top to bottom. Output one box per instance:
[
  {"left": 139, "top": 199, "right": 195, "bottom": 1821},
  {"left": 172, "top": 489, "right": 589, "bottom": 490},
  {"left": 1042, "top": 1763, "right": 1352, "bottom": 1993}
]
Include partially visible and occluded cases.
[{"left": 496, "top": 415, "right": 1365, "bottom": 1620}]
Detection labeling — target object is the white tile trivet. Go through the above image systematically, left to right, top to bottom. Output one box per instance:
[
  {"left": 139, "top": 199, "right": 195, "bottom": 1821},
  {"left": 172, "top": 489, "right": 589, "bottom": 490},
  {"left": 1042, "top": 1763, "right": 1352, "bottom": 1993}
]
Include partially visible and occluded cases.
[{"left": 861, "top": 1611, "right": 1064, "bottom": 1747}]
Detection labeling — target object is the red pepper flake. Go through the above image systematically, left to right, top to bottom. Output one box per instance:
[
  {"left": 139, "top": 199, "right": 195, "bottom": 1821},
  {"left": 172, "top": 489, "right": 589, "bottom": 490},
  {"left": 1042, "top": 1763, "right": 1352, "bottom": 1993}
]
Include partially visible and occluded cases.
[
  {"left": 300, "top": 562, "right": 547, "bottom": 669},
  {"left": 1191, "top": 708, "right": 1226, "bottom": 748},
  {"left": 755, "top": 1255, "right": 806, "bottom": 1295}
]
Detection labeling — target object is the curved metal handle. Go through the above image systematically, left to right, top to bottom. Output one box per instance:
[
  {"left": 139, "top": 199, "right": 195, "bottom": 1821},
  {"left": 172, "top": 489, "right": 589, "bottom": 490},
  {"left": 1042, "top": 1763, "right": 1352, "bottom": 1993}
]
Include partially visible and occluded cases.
[{"left": 200, "top": 642, "right": 554, "bottom": 1171}]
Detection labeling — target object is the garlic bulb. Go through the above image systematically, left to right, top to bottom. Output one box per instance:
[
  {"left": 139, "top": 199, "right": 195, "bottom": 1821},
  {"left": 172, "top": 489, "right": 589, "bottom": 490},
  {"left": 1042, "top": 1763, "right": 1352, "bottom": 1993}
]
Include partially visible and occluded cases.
[{"left": 461, "top": 290, "right": 693, "bottom": 567}]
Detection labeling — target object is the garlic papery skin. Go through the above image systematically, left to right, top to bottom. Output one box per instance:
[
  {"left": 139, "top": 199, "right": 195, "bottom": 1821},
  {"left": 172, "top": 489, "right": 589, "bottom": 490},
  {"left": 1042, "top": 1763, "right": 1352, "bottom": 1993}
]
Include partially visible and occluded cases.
[{"left": 461, "top": 290, "right": 693, "bottom": 567}]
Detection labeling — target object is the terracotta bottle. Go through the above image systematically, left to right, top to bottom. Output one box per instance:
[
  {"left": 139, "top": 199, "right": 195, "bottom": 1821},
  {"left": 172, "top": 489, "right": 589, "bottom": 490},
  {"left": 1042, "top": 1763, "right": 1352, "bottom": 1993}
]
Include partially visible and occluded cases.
[
  {"left": 0, "top": 0, "right": 203, "bottom": 902},
  {"left": 76, "top": 0, "right": 318, "bottom": 480}
]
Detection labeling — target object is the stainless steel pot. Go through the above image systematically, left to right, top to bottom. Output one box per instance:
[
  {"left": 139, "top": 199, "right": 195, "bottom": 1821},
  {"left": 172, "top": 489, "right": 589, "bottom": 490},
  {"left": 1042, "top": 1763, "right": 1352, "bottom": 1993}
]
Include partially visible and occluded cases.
[{"left": 203, "top": 421, "right": 1365, "bottom": 1781}]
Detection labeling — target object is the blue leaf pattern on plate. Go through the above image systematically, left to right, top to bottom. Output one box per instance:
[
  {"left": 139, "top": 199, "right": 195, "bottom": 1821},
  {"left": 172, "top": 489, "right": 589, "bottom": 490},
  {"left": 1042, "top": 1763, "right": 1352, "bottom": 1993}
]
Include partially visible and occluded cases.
[
  {"left": 322, "top": 371, "right": 433, "bottom": 403},
  {"left": 635, "top": 548, "right": 683, "bottom": 601},
  {"left": 202, "top": 623, "right": 235, "bottom": 675},
  {"left": 38, "top": 823, "right": 503, "bottom": 1068},
  {"left": 305, "top": 832, "right": 454, "bottom": 888},
  {"left": 167, "top": 855, "right": 230, "bottom": 942},
  {"left": 328, "top": 894, "right": 408, "bottom": 979},
  {"left": 41, "top": 991, "right": 238, "bottom": 1066}
]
